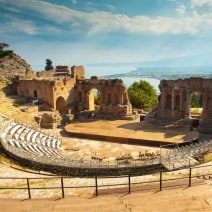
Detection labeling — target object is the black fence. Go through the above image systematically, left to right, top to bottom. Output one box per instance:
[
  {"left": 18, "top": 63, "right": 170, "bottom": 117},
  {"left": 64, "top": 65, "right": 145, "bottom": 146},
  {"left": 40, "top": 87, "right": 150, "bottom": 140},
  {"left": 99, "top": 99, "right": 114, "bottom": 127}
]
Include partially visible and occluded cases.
[
  {"left": 1, "top": 136, "right": 211, "bottom": 177},
  {"left": 0, "top": 164, "right": 211, "bottom": 199}
]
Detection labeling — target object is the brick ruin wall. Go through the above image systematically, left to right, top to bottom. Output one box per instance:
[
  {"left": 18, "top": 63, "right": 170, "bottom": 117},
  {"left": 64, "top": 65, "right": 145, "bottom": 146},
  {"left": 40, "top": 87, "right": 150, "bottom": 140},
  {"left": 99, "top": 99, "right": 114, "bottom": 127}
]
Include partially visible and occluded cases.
[
  {"left": 71, "top": 66, "right": 85, "bottom": 80},
  {"left": 16, "top": 67, "right": 132, "bottom": 119},
  {"left": 75, "top": 77, "right": 132, "bottom": 117},
  {"left": 156, "top": 77, "right": 212, "bottom": 133},
  {"left": 17, "top": 78, "right": 76, "bottom": 111}
]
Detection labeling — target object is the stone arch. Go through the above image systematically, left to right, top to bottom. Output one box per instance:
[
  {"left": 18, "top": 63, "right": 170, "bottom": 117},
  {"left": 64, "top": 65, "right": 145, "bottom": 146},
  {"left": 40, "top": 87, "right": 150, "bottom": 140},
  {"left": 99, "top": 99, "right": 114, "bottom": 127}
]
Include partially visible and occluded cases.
[
  {"left": 75, "top": 77, "right": 132, "bottom": 117},
  {"left": 158, "top": 78, "right": 212, "bottom": 133},
  {"left": 86, "top": 87, "right": 102, "bottom": 111},
  {"left": 189, "top": 91, "right": 203, "bottom": 118},
  {"left": 166, "top": 94, "right": 172, "bottom": 109},
  {"left": 175, "top": 95, "right": 180, "bottom": 110},
  {"left": 56, "top": 96, "right": 66, "bottom": 112}
]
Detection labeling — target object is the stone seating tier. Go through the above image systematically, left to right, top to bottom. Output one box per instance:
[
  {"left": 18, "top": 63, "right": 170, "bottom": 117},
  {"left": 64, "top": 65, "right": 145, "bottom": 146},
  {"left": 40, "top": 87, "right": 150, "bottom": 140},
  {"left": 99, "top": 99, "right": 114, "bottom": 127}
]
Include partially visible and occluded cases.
[{"left": 0, "top": 121, "right": 63, "bottom": 160}]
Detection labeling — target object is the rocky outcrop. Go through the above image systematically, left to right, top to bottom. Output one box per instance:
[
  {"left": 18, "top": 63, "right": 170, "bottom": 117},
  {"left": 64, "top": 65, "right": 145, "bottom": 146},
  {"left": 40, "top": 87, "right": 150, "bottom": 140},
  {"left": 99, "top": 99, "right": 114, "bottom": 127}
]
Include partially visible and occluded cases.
[
  {"left": 0, "top": 52, "right": 33, "bottom": 82},
  {"left": 40, "top": 112, "right": 62, "bottom": 129}
]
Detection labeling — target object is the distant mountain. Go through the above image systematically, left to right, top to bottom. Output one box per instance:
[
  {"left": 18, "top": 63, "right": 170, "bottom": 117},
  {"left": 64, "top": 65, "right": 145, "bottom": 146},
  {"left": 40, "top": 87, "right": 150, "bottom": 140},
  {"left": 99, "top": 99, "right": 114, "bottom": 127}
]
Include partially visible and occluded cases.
[
  {"left": 87, "top": 52, "right": 212, "bottom": 68},
  {"left": 96, "top": 53, "right": 212, "bottom": 80},
  {"left": 135, "top": 53, "right": 212, "bottom": 68}
]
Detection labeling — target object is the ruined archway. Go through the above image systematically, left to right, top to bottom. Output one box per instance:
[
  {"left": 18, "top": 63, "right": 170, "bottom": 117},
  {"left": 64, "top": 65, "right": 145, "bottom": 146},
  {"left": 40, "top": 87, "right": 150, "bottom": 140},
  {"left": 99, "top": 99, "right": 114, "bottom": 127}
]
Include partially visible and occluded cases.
[
  {"left": 75, "top": 77, "right": 132, "bottom": 118},
  {"left": 158, "top": 78, "right": 212, "bottom": 133},
  {"left": 87, "top": 88, "right": 101, "bottom": 111},
  {"left": 188, "top": 91, "right": 203, "bottom": 129},
  {"left": 189, "top": 92, "right": 203, "bottom": 118},
  {"left": 56, "top": 96, "right": 66, "bottom": 112}
]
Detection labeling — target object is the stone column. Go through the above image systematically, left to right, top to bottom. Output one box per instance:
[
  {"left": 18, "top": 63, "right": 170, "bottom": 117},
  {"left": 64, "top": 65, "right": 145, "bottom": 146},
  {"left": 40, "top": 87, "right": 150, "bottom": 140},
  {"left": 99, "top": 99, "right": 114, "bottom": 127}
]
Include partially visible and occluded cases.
[
  {"left": 52, "top": 87, "right": 56, "bottom": 110},
  {"left": 161, "top": 89, "right": 165, "bottom": 110},
  {"left": 172, "top": 89, "right": 175, "bottom": 110},
  {"left": 180, "top": 89, "right": 183, "bottom": 111},
  {"left": 186, "top": 89, "right": 190, "bottom": 116},
  {"left": 202, "top": 89, "right": 208, "bottom": 119},
  {"left": 203, "top": 89, "right": 208, "bottom": 110},
  {"left": 102, "top": 90, "right": 105, "bottom": 105},
  {"left": 119, "top": 94, "right": 124, "bottom": 105}
]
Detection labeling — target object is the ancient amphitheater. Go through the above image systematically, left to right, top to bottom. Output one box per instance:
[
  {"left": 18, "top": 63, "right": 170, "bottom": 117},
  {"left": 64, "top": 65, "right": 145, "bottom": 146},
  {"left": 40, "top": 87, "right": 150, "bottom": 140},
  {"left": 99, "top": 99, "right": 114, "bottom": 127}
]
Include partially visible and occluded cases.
[
  {"left": 0, "top": 53, "right": 211, "bottom": 210},
  {"left": 0, "top": 97, "right": 212, "bottom": 211},
  {"left": 0, "top": 102, "right": 211, "bottom": 176}
]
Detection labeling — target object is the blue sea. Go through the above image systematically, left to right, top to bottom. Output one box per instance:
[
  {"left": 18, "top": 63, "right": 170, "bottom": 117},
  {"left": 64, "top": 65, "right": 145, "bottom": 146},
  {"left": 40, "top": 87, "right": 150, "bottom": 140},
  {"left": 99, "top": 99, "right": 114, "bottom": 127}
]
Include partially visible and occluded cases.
[{"left": 85, "top": 65, "right": 160, "bottom": 94}]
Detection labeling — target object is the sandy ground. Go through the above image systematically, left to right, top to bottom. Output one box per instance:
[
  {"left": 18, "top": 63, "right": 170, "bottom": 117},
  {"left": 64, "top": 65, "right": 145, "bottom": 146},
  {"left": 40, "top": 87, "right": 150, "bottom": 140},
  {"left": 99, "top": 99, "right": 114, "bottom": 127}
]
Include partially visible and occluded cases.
[
  {"left": 62, "top": 119, "right": 198, "bottom": 161},
  {"left": 65, "top": 119, "right": 198, "bottom": 143},
  {"left": 61, "top": 137, "right": 161, "bottom": 161},
  {"left": 0, "top": 161, "right": 212, "bottom": 211},
  {"left": 0, "top": 182, "right": 211, "bottom": 212}
]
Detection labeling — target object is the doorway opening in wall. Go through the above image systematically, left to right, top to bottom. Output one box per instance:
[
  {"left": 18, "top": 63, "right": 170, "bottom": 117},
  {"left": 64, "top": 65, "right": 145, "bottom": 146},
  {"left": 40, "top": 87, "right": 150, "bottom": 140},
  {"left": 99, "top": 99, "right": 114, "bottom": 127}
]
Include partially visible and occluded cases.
[
  {"left": 88, "top": 88, "right": 101, "bottom": 111},
  {"left": 33, "top": 90, "right": 37, "bottom": 98},
  {"left": 189, "top": 92, "right": 203, "bottom": 129},
  {"left": 56, "top": 96, "right": 66, "bottom": 113}
]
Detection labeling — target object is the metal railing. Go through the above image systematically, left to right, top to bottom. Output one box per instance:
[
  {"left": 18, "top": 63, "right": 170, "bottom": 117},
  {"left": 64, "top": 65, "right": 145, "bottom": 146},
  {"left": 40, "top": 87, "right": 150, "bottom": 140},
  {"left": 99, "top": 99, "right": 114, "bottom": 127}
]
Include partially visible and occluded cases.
[
  {"left": 0, "top": 114, "right": 211, "bottom": 176},
  {"left": 1, "top": 137, "right": 211, "bottom": 175},
  {"left": 0, "top": 164, "right": 211, "bottom": 199}
]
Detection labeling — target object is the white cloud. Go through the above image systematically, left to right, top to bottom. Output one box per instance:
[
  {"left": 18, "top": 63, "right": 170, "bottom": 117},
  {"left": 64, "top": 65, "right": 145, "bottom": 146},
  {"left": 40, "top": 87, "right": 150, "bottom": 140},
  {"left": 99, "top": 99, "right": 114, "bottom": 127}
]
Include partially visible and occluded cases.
[
  {"left": 0, "top": 0, "right": 212, "bottom": 36},
  {"left": 0, "top": 0, "right": 85, "bottom": 23},
  {"left": 72, "top": 0, "right": 77, "bottom": 4},
  {"left": 191, "top": 0, "right": 212, "bottom": 8},
  {"left": 191, "top": 0, "right": 212, "bottom": 17},
  {"left": 105, "top": 4, "right": 115, "bottom": 10},
  {"left": 176, "top": 4, "right": 186, "bottom": 15},
  {"left": 4, "top": 6, "right": 20, "bottom": 13},
  {"left": 87, "top": 13, "right": 202, "bottom": 35},
  {"left": 2, "top": 18, "right": 38, "bottom": 35}
]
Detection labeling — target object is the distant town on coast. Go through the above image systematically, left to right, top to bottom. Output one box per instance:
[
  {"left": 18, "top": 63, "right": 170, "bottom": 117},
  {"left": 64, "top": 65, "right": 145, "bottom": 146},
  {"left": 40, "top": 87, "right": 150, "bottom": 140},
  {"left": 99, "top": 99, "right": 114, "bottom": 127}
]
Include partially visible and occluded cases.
[{"left": 102, "top": 66, "right": 212, "bottom": 80}]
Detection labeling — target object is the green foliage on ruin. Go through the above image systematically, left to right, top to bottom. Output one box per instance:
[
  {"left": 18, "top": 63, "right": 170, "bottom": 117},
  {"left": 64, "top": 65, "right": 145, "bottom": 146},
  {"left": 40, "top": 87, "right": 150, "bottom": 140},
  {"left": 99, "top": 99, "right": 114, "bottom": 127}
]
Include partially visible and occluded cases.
[
  {"left": 0, "top": 50, "right": 13, "bottom": 58},
  {"left": 45, "top": 59, "right": 54, "bottom": 70},
  {"left": 128, "top": 80, "right": 158, "bottom": 109},
  {"left": 94, "top": 91, "right": 100, "bottom": 105},
  {"left": 190, "top": 92, "right": 203, "bottom": 108}
]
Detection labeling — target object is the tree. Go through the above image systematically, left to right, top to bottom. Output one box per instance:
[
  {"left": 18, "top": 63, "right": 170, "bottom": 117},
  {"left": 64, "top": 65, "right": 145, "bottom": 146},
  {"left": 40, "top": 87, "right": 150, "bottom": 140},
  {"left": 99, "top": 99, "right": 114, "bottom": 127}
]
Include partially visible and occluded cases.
[
  {"left": 0, "top": 43, "right": 9, "bottom": 50},
  {"left": 0, "top": 43, "right": 13, "bottom": 57},
  {"left": 45, "top": 59, "right": 54, "bottom": 70},
  {"left": 127, "top": 80, "right": 158, "bottom": 109},
  {"left": 94, "top": 91, "right": 100, "bottom": 105},
  {"left": 190, "top": 92, "right": 203, "bottom": 108}
]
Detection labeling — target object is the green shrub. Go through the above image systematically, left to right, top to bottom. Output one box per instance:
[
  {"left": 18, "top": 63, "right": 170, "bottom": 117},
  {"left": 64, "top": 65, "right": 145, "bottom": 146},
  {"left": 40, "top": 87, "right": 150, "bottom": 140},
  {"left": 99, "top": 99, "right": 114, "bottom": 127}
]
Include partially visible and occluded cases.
[{"left": 0, "top": 50, "right": 13, "bottom": 58}]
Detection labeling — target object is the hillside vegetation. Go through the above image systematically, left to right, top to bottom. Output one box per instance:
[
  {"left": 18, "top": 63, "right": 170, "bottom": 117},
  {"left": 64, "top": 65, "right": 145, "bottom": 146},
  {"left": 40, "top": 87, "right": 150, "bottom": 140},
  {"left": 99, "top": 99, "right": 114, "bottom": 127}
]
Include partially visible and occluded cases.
[{"left": 0, "top": 47, "right": 33, "bottom": 82}]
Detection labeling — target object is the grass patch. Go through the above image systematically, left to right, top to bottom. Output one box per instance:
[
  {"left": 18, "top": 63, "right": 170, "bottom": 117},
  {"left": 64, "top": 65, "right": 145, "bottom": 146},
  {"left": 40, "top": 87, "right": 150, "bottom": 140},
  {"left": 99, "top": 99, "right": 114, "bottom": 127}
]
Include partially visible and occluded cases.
[{"left": 0, "top": 50, "right": 13, "bottom": 58}]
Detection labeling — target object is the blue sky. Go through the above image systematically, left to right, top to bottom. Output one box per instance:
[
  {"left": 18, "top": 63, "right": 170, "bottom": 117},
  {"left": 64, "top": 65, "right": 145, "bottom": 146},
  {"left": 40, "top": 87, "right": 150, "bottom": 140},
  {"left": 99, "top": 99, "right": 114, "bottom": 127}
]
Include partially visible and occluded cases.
[{"left": 0, "top": 0, "right": 212, "bottom": 71}]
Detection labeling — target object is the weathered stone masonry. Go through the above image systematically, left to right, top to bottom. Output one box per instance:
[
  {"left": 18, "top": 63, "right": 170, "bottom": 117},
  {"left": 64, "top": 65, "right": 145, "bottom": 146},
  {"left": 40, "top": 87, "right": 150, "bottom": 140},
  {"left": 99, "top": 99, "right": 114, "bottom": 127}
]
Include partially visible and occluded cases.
[
  {"left": 17, "top": 66, "right": 132, "bottom": 118},
  {"left": 76, "top": 77, "right": 132, "bottom": 116},
  {"left": 156, "top": 77, "right": 212, "bottom": 133}
]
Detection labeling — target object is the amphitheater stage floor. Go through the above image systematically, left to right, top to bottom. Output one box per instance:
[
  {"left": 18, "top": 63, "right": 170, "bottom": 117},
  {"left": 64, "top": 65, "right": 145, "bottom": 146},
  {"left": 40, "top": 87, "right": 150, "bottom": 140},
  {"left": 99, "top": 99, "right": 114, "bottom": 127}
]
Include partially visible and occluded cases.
[{"left": 64, "top": 118, "right": 198, "bottom": 146}]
